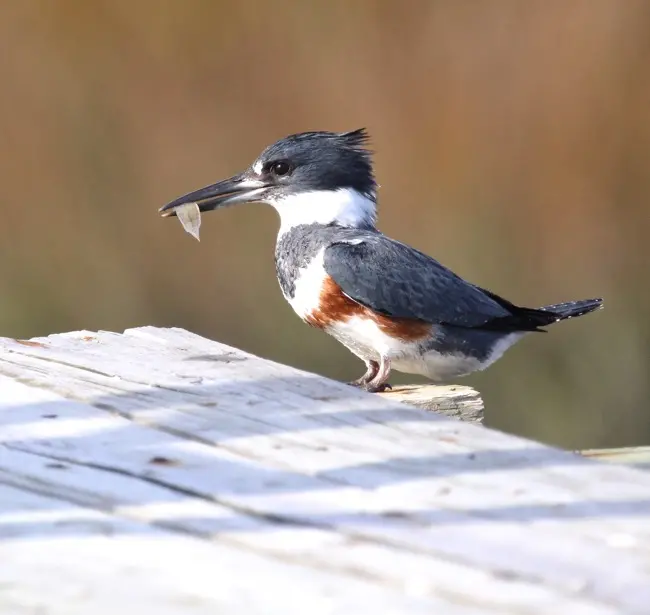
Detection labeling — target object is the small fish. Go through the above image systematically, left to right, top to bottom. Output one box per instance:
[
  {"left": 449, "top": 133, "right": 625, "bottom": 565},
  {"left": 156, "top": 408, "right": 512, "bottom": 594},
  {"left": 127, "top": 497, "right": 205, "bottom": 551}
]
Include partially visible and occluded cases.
[{"left": 175, "top": 202, "right": 201, "bottom": 241}]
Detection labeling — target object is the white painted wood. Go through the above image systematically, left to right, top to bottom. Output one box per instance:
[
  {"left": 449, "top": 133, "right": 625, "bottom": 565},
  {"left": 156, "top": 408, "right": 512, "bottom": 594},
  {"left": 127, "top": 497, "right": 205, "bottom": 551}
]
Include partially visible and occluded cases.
[{"left": 1, "top": 326, "right": 650, "bottom": 614}]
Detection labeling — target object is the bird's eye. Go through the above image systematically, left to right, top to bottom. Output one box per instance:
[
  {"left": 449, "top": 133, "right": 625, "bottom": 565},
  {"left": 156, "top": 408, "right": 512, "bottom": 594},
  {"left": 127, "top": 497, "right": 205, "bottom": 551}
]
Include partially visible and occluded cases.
[{"left": 268, "top": 160, "right": 292, "bottom": 177}]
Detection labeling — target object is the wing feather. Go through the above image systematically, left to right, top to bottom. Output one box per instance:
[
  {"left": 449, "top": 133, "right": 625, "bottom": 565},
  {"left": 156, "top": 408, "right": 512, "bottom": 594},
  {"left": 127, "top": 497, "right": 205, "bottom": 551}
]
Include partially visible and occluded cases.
[{"left": 322, "top": 235, "right": 514, "bottom": 329}]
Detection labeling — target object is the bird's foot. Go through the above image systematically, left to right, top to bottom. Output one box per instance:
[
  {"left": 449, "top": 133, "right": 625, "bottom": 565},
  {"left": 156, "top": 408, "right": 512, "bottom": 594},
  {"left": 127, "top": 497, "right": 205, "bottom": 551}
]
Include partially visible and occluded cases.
[
  {"left": 347, "top": 358, "right": 392, "bottom": 393},
  {"left": 348, "top": 360, "right": 380, "bottom": 388},
  {"left": 348, "top": 378, "right": 368, "bottom": 388}
]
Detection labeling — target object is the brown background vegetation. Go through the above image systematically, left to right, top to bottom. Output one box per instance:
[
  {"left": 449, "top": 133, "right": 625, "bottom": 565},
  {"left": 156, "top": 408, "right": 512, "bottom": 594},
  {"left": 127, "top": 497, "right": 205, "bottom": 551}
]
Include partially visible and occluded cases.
[{"left": 1, "top": 1, "right": 648, "bottom": 448}]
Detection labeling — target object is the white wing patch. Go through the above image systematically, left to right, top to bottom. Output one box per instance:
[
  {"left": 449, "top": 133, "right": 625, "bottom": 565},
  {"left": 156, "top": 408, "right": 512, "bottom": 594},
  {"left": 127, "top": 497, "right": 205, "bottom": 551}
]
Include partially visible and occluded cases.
[{"left": 339, "top": 237, "right": 366, "bottom": 246}]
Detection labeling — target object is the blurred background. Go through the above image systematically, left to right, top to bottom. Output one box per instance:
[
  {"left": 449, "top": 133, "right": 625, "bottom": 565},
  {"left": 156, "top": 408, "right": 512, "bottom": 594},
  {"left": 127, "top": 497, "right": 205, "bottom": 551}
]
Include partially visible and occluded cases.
[{"left": 1, "top": 0, "right": 648, "bottom": 449}]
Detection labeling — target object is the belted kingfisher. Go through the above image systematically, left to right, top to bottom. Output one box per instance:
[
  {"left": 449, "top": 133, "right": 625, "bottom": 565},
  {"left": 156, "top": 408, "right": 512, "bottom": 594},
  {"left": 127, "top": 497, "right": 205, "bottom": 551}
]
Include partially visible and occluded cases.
[{"left": 160, "top": 129, "right": 603, "bottom": 392}]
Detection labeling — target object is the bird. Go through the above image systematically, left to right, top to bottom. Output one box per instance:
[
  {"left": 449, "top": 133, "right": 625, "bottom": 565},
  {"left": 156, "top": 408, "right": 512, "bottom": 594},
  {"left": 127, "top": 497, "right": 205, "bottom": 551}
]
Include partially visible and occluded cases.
[{"left": 160, "top": 129, "right": 603, "bottom": 393}]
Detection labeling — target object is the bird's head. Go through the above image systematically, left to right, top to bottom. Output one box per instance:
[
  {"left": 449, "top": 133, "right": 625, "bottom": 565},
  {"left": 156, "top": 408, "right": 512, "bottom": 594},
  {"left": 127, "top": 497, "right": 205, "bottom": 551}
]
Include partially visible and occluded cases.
[{"left": 159, "top": 129, "right": 378, "bottom": 234}]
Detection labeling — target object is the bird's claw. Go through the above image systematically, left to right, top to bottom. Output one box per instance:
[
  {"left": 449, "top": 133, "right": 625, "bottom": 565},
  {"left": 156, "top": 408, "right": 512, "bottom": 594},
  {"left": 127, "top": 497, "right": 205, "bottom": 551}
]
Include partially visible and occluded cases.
[{"left": 348, "top": 379, "right": 368, "bottom": 388}]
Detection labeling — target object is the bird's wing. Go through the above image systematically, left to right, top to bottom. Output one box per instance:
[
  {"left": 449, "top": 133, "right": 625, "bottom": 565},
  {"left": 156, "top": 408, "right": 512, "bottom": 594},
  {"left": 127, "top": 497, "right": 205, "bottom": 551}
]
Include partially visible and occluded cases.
[{"left": 322, "top": 234, "right": 514, "bottom": 329}]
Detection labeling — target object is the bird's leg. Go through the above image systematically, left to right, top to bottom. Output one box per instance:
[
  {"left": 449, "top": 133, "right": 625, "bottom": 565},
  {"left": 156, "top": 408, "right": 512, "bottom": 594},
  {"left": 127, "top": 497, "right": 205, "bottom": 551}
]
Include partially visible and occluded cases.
[
  {"left": 362, "top": 356, "right": 392, "bottom": 393},
  {"left": 348, "top": 360, "right": 379, "bottom": 387}
]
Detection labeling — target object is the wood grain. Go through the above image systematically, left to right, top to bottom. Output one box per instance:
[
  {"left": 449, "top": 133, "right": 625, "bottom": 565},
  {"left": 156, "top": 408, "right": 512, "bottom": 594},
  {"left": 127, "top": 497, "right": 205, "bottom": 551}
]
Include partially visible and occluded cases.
[
  {"left": 0, "top": 326, "right": 649, "bottom": 614},
  {"left": 380, "top": 384, "right": 484, "bottom": 423}
]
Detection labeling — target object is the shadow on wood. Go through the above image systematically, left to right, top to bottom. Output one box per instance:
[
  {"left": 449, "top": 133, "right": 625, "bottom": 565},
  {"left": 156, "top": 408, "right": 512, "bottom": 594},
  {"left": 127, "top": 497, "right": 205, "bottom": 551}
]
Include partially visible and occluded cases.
[{"left": 0, "top": 326, "right": 649, "bottom": 614}]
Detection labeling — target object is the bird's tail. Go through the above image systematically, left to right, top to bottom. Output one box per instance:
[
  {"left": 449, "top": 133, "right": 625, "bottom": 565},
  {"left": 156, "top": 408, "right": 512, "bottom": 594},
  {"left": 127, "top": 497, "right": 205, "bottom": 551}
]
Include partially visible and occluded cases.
[
  {"left": 475, "top": 289, "right": 604, "bottom": 332},
  {"left": 535, "top": 297, "right": 604, "bottom": 322}
]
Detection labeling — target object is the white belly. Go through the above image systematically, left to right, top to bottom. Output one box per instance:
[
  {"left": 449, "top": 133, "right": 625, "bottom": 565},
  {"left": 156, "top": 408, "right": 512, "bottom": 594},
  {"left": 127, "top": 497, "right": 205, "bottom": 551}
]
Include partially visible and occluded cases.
[
  {"left": 326, "top": 316, "right": 425, "bottom": 362},
  {"left": 393, "top": 332, "right": 525, "bottom": 382},
  {"left": 392, "top": 352, "right": 483, "bottom": 382}
]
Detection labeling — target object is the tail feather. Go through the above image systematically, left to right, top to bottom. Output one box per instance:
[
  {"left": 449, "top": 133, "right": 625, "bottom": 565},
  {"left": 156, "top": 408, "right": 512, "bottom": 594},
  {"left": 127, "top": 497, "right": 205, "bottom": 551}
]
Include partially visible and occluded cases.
[
  {"left": 475, "top": 294, "right": 603, "bottom": 332},
  {"left": 536, "top": 298, "right": 604, "bottom": 321}
]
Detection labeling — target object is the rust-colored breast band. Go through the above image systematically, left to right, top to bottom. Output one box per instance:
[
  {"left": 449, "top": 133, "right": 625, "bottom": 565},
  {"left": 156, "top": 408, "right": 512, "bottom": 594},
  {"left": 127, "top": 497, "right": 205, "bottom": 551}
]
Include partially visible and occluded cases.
[{"left": 306, "top": 276, "right": 432, "bottom": 342}]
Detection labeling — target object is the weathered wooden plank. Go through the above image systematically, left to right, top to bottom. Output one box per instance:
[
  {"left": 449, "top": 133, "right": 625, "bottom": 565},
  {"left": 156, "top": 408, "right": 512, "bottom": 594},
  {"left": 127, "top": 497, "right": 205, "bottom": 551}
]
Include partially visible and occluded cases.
[
  {"left": 1, "top": 326, "right": 650, "bottom": 614},
  {"left": 0, "top": 379, "right": 614, "bottom": 615},
  {"left": 380, "top": 384, "right": 484, "bottom": 423},
  {"left": 0, "top": 447, "right": 603, "bottom": 615},
  {"left": 579, "top": 447, "right": 650, "bottom": 471},
  {"left": 0, "top": 480, "right": 451, "bottom": 615}
]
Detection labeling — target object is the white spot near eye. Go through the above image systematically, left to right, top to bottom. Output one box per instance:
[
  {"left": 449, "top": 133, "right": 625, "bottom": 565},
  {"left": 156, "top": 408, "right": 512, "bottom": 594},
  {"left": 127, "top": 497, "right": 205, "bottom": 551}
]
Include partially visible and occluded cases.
[{"left": 253, "top": 160, "right": 263, "bottom": 175}]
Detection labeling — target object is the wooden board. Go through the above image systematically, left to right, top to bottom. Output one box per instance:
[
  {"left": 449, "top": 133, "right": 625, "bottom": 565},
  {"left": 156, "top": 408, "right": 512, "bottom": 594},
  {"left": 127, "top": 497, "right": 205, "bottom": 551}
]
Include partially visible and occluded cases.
[
  {"left": 1, "top": 326, "right": 650, "bottom": 614},
  {"left": 380, "top": 384, "right": 484, "bottom": 423},
  {"left": 579, "top": 446, "right": 650, "bottom": 471}
]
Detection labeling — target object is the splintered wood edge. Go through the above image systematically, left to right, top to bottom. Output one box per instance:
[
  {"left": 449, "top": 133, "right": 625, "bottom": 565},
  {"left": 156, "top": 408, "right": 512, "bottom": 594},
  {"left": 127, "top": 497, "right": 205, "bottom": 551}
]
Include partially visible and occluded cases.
[{"left": 379, "top": 384, "right": 484, "bottom": 423}]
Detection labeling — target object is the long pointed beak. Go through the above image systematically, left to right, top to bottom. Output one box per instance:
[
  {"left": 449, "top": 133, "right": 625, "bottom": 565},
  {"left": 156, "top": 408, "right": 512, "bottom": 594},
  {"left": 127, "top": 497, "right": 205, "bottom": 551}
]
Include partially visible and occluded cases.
[{"left": 159, "top": 173, "right": 268, "bottom": 217}]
